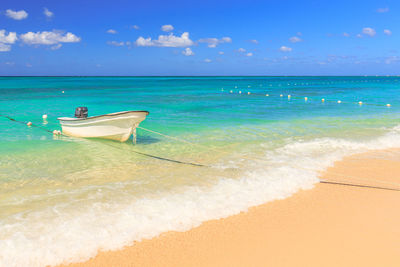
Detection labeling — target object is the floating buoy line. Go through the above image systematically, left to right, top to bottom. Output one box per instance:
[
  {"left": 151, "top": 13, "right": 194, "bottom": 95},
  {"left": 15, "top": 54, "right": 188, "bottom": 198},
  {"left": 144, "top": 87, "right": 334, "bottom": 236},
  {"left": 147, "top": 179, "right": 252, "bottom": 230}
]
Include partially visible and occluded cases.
[{"left": 224, "top": 90, "right": 393, "bottom": 108}]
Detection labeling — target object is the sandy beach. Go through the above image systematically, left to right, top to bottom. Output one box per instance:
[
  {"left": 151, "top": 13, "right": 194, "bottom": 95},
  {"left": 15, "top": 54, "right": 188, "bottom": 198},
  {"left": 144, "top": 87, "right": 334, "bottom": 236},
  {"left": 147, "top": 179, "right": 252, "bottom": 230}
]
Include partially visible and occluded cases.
[{"left": 62, "top": 149, "right": 400, "bottom": 267}]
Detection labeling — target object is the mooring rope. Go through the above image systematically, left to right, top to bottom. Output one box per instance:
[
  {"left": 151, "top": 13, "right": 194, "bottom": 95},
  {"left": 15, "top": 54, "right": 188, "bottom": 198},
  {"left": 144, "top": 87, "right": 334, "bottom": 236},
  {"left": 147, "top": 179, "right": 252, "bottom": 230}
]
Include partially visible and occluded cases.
[
  {"left": 0, "top": 114, "right": 207, "bottom": 167},
  {"left": 0, "top": 114, "right": 56, "bottom": 135},
  {"left": 2, "top": 114, "right": 400, "bottom": 191},
  {"left": 101, "top": 141, "right": 208, "bottom": 167}
]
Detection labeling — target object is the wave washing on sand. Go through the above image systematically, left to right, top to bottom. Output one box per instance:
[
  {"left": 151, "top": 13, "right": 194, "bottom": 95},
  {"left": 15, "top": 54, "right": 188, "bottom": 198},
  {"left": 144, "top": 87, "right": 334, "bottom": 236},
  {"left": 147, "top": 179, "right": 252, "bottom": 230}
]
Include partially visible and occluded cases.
[{"left": 2, "top": 125, "right": 400, "bottom": 267}]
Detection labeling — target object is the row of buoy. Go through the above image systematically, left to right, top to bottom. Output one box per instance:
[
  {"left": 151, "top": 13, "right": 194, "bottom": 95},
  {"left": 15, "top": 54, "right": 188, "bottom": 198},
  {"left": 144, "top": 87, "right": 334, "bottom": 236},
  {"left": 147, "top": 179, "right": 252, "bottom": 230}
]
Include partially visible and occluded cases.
[
  {"left": 222, "top": 79, "right": 399, "bottom": 89},
  {"left": 226, "top": 91, "right": 393, "bottom": 107},
  {"left": 25, "top": 114, "right": 62, "bottom": 135}
]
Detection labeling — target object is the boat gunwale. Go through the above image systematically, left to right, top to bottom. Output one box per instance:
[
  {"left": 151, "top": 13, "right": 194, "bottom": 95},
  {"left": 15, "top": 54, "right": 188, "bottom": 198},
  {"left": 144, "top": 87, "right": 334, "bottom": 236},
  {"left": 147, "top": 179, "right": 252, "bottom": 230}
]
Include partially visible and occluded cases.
[{"left": 57, "top": 110, "right": 149, "bottom": 122}]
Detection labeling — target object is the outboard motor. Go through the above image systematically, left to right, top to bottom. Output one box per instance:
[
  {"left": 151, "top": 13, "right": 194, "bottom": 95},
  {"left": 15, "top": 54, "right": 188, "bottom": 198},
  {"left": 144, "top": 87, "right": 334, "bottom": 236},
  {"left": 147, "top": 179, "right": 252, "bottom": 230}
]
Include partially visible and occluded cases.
[{"left": 75, "top": 107, "right": 88, "bottom": 118}]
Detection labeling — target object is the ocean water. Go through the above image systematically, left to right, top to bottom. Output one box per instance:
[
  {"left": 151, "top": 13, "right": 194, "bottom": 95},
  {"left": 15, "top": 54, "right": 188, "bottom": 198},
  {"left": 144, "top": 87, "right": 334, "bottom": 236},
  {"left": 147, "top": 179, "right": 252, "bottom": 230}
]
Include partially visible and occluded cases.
[{"left": 1, "top": 76, "right": 400, "bottom": 266}]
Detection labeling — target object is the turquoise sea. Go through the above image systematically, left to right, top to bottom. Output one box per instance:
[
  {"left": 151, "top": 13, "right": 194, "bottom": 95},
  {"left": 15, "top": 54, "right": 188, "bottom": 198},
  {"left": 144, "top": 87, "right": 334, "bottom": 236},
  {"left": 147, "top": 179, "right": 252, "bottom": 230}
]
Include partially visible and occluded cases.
[{"left": 1, "top": 76, "right": 400, "bottom": 266}]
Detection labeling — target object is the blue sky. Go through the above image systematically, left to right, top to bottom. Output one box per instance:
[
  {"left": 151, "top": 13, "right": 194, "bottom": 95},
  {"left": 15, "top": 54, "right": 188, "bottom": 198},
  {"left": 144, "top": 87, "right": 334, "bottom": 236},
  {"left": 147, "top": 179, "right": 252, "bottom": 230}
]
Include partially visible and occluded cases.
[{"left": 0, "top": 0, "right": 398, "bottom": 75}]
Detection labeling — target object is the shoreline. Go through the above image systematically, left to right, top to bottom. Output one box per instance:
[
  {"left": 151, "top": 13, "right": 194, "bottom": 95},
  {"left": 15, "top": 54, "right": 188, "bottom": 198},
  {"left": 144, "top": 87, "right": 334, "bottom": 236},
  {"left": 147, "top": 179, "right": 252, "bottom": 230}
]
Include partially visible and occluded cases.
[{"left": 63, "top": 149, "right": 400, "bottom": 267}]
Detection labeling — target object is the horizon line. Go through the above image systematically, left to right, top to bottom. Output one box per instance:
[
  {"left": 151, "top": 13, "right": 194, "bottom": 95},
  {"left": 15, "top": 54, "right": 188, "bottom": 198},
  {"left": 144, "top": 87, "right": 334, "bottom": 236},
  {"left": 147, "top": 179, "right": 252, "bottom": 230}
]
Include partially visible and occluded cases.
[{"left": 1, "top": 75, "right": 400, "bottom": 78}]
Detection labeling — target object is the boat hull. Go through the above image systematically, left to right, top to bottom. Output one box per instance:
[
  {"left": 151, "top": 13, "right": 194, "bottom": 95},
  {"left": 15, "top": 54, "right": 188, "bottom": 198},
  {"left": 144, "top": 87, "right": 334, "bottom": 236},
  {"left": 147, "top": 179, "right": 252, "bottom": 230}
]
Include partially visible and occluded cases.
[{"left": 58, "top": 111, "right": 149, "bottom": 142}]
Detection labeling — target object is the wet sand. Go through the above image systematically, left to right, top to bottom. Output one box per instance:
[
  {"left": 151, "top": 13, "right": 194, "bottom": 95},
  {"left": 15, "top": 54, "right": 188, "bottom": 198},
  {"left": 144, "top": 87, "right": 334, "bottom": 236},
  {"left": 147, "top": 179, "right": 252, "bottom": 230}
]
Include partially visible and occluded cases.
[{"left": 63, "top": 149, "right": 400, "bottom": 267}]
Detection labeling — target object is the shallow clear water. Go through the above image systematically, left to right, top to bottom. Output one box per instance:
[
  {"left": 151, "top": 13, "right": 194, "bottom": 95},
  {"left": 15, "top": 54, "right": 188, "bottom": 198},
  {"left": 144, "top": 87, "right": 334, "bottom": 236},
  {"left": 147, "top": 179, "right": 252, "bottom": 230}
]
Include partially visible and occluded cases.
[{"left": 1, "top": 76, "right": 400, "bottom": 266}]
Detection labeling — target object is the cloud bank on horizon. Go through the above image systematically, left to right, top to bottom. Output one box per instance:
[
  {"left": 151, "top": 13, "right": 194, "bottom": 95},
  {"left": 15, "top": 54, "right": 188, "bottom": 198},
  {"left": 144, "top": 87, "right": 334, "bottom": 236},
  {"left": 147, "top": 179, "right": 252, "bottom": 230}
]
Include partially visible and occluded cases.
[{"left": 0, "top": 0, "right": 399, "bottom": 75}]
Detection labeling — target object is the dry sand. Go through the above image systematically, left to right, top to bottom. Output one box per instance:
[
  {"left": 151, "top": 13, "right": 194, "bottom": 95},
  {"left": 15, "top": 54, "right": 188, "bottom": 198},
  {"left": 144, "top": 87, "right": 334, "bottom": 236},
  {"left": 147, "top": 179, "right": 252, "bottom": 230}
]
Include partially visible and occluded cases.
[{"left": 64, "top": 149, "right": 400, "bottom": 267}]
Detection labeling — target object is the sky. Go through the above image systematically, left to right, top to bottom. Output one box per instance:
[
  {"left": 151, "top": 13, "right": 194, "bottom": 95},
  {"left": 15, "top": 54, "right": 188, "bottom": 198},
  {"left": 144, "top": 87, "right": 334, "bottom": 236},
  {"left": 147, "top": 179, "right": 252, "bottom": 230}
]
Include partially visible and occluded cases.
[{"left": 0, "top": 0, "right": 399, "bottom": 76}]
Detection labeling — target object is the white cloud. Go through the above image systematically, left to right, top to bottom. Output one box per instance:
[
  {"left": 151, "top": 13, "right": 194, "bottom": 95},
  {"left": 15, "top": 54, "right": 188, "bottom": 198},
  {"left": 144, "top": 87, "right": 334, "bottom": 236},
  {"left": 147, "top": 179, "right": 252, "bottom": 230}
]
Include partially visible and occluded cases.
[
  {"left": 376, "top": 7, "right": 389, "bottom": 13},
  {"left": 43, "top": 8, "right": 54, "bottom": 18},
  {"left": 5, "top": 9, "right": 28, "bottom": 20},
  {"left": 131, "top": 25, "right": 140, "bottom": 30},
  {"left": 161, "top": 25, "right": 174, "bottom": 32},
  {"left": 362, "top": 27, "right": 376, "bottom": 37},
  {"left": 107, "top": 29, "right": 117, "bottom": 34},
  {"left": 384, "top": 29, "right": 392, "bottom": 36},
  {"left": 0, "top": 30, "right": 18, "bottom": 52},
  {"left": 0, "top": 30, "right": 18, "bottom": 44},
  {"left": 20, "top": 30, "right": 81, "bottom": 45},
  {"left": 135, "top": 32, "right": 193, "bottom": 47},
  {"left": 297, "top": 32, "right": 302, "bottom": 36},
  {"left": 343, "top": 32, "right": 350, "bottom": 37},
  {"left": 356, "top": 33, "right": 362, "bottom": 38},
  {"left": 289, "top": 36, "right": 302, "bottom": 43},
  {"left": 198, "top": 37, "right": 232, "bottom": 48},
  {"left": 221, "top": 37, "right": 231, "bottom": 43},
  {"left": 250, "top": 39, "right": 258, "bottom": 44},
  {"left": 107, "top": 41, "right": 125, "bottom": 46},
  {"left": 0, "top": 43, "right": 11, "bottom": 52},
  {"left": 50, "top": 44, "right": 62, "bottom": 50},
  {"left": 279, "top": 46, "right": 292, "bottom": 52},
  {"left": 182, "top": 47, "right": 194, "bottom": 56},
  {"left": 237, "top": 48, "right": 246, "bottom": 52},
  {"left": 218, "top": 51, "right": 224, "bottom": 55},
  {"left": 246, "top": 52, "right": 253, "bottom": 57},
  {"left": 385, "top": 56, "right": 399, "bottom": 64},
  {"left": 204, "top": 58, "right": 211, "bottom": 63},
  {"left": 5, "top": 61, "right": 15, "bottom": 65}
]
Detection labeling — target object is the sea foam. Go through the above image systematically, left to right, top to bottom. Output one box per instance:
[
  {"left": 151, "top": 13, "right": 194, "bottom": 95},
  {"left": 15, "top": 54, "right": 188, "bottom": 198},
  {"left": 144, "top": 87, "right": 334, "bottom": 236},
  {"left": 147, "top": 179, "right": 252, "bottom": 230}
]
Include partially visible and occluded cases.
[{"left": 2, "top": 125, "right": 400, "bottom": 267}]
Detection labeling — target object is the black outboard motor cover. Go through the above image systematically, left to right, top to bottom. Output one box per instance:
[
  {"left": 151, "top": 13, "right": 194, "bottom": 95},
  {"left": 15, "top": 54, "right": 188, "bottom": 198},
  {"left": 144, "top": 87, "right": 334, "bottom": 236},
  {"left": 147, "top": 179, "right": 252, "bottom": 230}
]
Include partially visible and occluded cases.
[{"left": 75, "top": 107, "right": 88, "bottom": 118}]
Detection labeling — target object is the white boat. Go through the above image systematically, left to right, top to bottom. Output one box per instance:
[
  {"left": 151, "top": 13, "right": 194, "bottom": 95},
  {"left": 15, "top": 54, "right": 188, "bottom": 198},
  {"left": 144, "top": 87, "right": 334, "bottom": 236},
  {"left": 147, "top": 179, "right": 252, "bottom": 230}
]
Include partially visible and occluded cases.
[{"left": 58, "top": 110, "right": 149, "bottom": 142}]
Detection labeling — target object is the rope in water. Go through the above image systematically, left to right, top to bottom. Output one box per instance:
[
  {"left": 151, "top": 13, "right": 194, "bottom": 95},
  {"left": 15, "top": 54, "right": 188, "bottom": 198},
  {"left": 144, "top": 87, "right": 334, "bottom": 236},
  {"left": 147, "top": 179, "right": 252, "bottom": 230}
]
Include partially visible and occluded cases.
[
  {"left": 0, "top": 114, "right": 207, "bottom": 167},
  {"left": 0, "top": 114, "right": 56, "bottom": 135},
  {"left": 2, "top": 114, "right": 400, "bottom": 191}
]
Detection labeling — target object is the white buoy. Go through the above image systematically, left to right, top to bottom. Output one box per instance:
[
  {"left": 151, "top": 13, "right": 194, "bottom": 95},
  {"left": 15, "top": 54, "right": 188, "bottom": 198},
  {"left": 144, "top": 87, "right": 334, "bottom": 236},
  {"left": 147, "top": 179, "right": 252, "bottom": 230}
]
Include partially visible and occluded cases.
[
  {"left": 230, "top": 90, "right": 233, "bottom": 93},
  {"left": 61, "top": 91, "right": 65, "bottom": 93},
  {"left": 239, "top": 91, "right": 242, "bottom": 94},
  {"left": 247, "top": 92, "right": 251, "bottom": 95},
  {"left": 266, "top": 94, "right": 269, "bottom": 96},
  {"left": 280, "top": 94, "right": 283, "bottom": 97},
  {"left": 288, "top": 95, "right": 291, "bottom": 98},
  {"left": 304, "top": 97, "right": 308, "bottom": 101},
  {"left": 322, "top": 98, "right": 325, "bottom": 102},
  {"left": 338, "top": 100, "right": 341, "bottom": 104},
  {"left": 358, "top": 101, "right": 363, "bottom": 105},
  {"left": 387, "top": 104, "right": 391, "bottom": 107},
  {"left": 42, "top": 114, "right": 48, "bottom": 120},
  {"left": 27, "top": 122, "right": 32, "bottom": 126}
]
